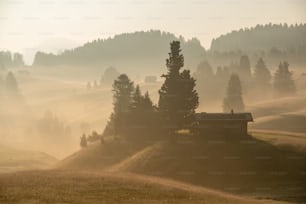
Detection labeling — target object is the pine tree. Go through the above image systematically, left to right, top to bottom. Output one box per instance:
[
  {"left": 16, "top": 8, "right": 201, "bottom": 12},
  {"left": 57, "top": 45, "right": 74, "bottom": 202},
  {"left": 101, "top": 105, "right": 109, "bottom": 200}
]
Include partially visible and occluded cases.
[
  {"left": 158, "top": 41, "right": 198, "bottom": 131},
  {"left": 238, "top": 55, "right": 252, "bottom": 81},
  {"left": 253, "top": 58, "right": 272, "bottom": 96},
  {"left": 254, "top": 58, "right": 271, "bottom": 85},
  {"left": 273, "top": 61, "right": 296, "bottom": 97},
  {"left": 111, "top": 74, "right": 134, "bottom": 135},
  {"left": 223, "top": 74, "right": 245, "bottom": 112},
  {"left": 130, "top": 85, "right": 143, "bottom": 111},
  {"left": 143, "top": 91, "right": 154, "bottom": 111},
  {"left": 80, "top": 134, "right": 87, "bottom": 148}
]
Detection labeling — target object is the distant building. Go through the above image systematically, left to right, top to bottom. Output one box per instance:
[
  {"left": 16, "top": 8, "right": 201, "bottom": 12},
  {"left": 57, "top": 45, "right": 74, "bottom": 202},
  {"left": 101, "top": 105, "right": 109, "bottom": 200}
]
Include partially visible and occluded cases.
[{"left": 195, "top": 112, "right": 253, "bottom": 136}]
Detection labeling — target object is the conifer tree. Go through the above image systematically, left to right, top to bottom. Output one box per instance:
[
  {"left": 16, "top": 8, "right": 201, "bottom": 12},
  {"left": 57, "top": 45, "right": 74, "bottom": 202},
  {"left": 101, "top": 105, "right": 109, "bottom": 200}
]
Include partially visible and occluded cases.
[
  {"left": 158, "top": 41, "right": 198, "bottom": 130},
  {"left": 238, "top": 55, "right": 252, "bottom": 81},
  {"left": 253, "top": 58, "right": 272, "bottom": 96},
  {"left": 254, "top": 58, "right": 271, "bottom": 86},
  {"left": 273, "top": 61, "right": 296, "bottom": 97},
  {"left": 110, "top": 74, "right": 134, "bottom": 135},
  {"left": 223, "top": 74, "right": 245, "bottom": 112},
  {"left": 80, "top": 134, "right": 87, "bottom": 148}
]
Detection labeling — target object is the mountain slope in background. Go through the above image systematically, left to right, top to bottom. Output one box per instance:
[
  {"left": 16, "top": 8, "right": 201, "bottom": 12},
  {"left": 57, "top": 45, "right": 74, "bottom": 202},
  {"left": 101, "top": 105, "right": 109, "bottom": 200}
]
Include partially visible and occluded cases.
[
  {"left": 210, "top": 23, "right": 306, "bottom": 53},
  {"left": 33, "top": 30, "right": 205, "bottom": 73}
]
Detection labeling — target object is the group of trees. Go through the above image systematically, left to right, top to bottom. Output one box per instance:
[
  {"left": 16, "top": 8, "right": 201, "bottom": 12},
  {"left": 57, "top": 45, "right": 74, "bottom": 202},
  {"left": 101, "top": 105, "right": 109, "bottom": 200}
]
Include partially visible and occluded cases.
[
  {"left": 211, "top": 23, "right": 306, "bottom": 54},
  {"left": 33, "top": 30, "right": 204, "bottom": 68},
  {"left": 102, "top": 41, "right": 199, "bottom": 141},
  {"left": 0, "top": 51, "right": 24, "bottom": 69},
  {"left": 194, "top": 55, "right": 296, "bottom": 111},
  {"left": 86, "top": 67, "right": 120, "bottom": 90},
  {"left": 104, "top": 74, "right": 156, "bottom": 139},
  {"left": 80, "top": 131, "right": 104, "bottom": 148}
]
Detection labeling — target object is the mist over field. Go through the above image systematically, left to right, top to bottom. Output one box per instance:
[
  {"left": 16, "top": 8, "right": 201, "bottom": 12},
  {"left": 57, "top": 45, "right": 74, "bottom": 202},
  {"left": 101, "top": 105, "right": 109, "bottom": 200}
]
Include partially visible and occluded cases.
[{"left": 0, "top": 1, "right": 306, "bottom": 203}]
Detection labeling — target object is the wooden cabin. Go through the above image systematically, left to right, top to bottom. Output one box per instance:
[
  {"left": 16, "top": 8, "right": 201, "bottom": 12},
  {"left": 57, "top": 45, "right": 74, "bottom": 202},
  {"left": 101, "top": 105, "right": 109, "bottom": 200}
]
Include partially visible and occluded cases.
[{"left": 195, "top": 112, "right": 253, "bottom": 136}]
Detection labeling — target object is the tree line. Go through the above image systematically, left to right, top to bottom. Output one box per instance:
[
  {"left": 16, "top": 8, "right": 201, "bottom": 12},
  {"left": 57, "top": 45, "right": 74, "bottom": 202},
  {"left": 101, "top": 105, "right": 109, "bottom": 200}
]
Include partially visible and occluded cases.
[
  {"left": 211, "top": 23, "right": 306, "bottom": 54},
  {"left": 0, "top": 51, "right": 24, "bottom": 69},
  {"left": 194, "top": 55, "right": 296, "bottom": 111}
]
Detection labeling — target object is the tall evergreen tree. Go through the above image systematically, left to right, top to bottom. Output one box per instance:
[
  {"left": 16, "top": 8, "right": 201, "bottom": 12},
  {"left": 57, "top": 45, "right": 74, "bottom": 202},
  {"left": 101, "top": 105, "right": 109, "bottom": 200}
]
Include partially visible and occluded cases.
[
  {"left": 158, "top": 41, "right": 198, "bottom": 131},
  {"left": 238, "top": 55, "right": 252, "bottom": 81},
  {"left": 253, "top": 58, "right": 272, "bottom": 96},
  {"left": 254, "top": 58, "right": 271, "bottom": 86},
  {"left": 273, "top": 61, "right": 296, "bottom": 97},
  {"left": 110, "top": 74, "right": 134, "bottom": 135},
  {"left": 223, "top": 74, "right": 245, "bottom": 112},
  {"left": 130, "top": 85, "right": 143, "bottom": 111},
  {"left": 143, "top": 91, "right": 154, "bottom": 111}
]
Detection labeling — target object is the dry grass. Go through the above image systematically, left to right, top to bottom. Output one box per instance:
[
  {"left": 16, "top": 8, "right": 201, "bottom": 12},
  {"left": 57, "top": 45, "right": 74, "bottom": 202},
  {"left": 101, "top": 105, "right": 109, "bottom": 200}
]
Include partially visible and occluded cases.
[
  {"left": 55, "top": 136, "right": 306, "bottom": 203},
  {"left": 0, "top": 144, "right": 57, "bottom": 173},
  {"left": 0, "top": 170, "right": 288, "bottom": 204}
]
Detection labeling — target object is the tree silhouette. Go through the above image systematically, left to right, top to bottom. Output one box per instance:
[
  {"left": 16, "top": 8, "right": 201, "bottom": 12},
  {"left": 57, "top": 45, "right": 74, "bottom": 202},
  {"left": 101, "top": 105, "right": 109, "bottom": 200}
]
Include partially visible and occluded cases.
[
  {"left": 158, "top": 41, "right": 198, "bottom": 131},
  {"left": 238, "top": 55, "right": 252, "bottom": 81},
  {"left": 254, "top": 58, "right": 272, "bottom": 95},
  {"left": 273, "top": 61, "right": 296, "bottom": 97},
  {"left": 100, "top": 66, "right": 120, "bottom": 85},
  {"left": 110, "top": 74, "right": 134, "bottom": 135},
  {"left": 223, "top": 74, "right": 245, "bottom": 112},
  {"left": 126, "top": 85, "right": 155, "bottom": 137},
  {"left": 80, "top": 134, "right": 87, "bottom": 148}
]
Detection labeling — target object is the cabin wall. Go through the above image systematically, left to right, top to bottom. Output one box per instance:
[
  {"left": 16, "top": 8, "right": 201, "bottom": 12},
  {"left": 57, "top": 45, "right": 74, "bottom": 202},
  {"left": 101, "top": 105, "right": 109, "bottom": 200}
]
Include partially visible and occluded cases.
[{"left": 196, "top": 120, "right": 248, "bottom": 137}]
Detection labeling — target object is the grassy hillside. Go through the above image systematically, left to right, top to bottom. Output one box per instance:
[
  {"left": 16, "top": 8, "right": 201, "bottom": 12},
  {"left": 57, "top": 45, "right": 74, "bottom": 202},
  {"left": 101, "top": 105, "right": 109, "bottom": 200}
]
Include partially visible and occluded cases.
[
  {"left": 249, "top": 95, "right": 306, "bottom": 134},
  {"left": 56, "top": 135, "right": 306, "bottom": 203},
  {"left": 57, "top": 141, "right": 147, "bottom": 170},
  {"left": 0, "top": 144, "right": 57, "bottom": 173},
  {"left": 0, "top": 170, "right": 288, "bottom": 204}
]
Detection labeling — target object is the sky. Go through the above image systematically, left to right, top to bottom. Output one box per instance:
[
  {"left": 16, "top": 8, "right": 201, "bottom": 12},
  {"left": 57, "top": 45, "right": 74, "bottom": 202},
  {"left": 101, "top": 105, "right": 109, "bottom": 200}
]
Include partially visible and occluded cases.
[{"left": 0, "top": 0, "right": 305, "bottom": 64}]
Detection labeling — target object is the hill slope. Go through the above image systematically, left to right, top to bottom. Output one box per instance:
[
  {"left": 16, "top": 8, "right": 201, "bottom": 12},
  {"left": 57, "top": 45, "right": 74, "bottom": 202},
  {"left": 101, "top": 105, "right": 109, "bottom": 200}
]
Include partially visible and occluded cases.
[
  {"left": 210, "top": 23, "right": 306, "bottom": 53},
  {"left": 32, "top": 30, "right": 205, "bottom": 74},
  {"left": 249, "top": 95, "right": 306, "bottom": 134},
  {"left": 57, "top": 136, "right": 306, "bottom": 203},
  {"left": 0, "top": 144, "right": 57, "bottom": 173},
  {"left": 0, "top": 170, "right": 288, "bottom": 204}
]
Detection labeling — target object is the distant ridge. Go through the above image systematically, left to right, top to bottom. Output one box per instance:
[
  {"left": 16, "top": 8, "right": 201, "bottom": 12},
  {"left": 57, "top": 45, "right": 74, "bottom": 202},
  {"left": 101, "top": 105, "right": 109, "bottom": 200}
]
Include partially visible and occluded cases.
[
  {"left": 210, "top": 23, "right": 306, "bottom": 52},
  {"left": 33, "top": 30, "right": 205, "bottom": 69}
]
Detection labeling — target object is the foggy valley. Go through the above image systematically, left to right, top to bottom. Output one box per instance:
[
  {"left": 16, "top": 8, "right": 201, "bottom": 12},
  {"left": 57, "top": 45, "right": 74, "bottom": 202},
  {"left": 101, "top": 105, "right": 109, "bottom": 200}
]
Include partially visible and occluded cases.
[{"left": 0, "top": 1, "right": 306, "bottom": 203}]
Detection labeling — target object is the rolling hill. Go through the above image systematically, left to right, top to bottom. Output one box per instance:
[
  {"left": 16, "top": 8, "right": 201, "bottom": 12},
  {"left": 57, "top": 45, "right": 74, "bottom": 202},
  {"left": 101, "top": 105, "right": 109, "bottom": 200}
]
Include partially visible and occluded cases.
[
  {"left": 248, "top": 95, "right": 306, "bottom": 134},
  {"left": 57, "top": 135, "right": 306, "bottom": 203},
  {"left": 0, "top": 144, "right": 57, "bottom": 173},
  {"left": 0, "top": 170, "right": 288, "bottom": 204}
]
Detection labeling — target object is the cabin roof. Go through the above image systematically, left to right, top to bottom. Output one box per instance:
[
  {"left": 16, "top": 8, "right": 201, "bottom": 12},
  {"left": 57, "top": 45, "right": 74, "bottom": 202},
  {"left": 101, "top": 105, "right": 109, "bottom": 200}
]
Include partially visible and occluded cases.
[{"left": 195, "top": 112, "right": 254, "bottom": 122}]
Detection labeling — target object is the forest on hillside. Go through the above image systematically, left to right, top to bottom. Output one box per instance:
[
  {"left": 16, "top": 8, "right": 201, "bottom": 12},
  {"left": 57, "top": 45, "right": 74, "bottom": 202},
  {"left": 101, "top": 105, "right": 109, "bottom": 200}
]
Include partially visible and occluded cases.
[
  {"left": 211, "top": 23, "right": 306, "bottom": 53},
  {"left": 32, "top": 30, "right": 205, "bottom": 67}
]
